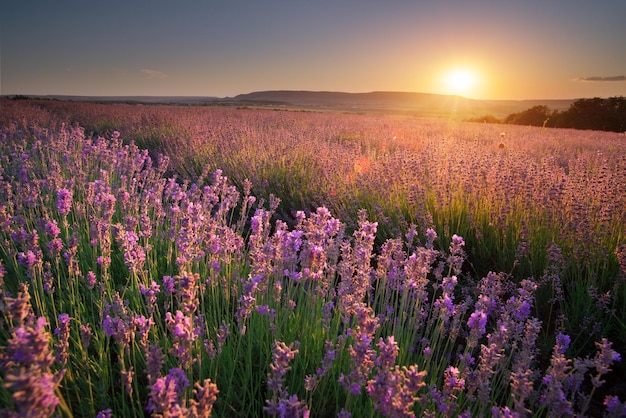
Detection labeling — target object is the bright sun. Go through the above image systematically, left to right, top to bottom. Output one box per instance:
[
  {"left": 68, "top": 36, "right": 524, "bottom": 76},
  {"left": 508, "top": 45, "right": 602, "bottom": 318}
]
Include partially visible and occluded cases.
[{"left": 442, "top": 68, "right": 477, "bottom": 97}]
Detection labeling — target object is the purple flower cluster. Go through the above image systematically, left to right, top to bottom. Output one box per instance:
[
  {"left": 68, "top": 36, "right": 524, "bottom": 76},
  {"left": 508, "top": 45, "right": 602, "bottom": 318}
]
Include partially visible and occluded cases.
[
  {"left": 56, "top": 188, "right": 73, "bottom": 216},
  {"left": 337, "top": 211, "right": 377, "bottom": 319},
  {"left": 113, "top": 226, "right": 147, "bottom": 273},
  {"left": 14, "top": 229, "right": 43, "bottom": 279},
  {"left": 446, "top": 234, "right": 466, "bottom": 276},
  {"left": 236, "top": 274, "right": 263, "bottom": 333},
  {"left": 140, "top": 280, "right": 161, "bottom": 315},
  {"left": 0, "top": 292, "right": 65, "bottom": 417},
  {"left": 102, "top": 292, "right": 134, "bottom": 351},
  {"left": 339, "top": 302, "right": 380, "bottom": 395},
  {"left": 165, "top": 310, "right": 198, "bottom": 368},
  {"left": 53, "top": 312, "right": 71, "bottom": 366},
  {"left": 134, "top": 314, "right": 154, "bottom": 351},
  {"left": 541, "top": 334, "right": 574, "bottom": 416},
  {"left": 366, "top": 336, "right": 427, "bottom": 417},
  {"left": 265, "top": 340, "right": 309, "bottom": 417},
  {"left": 147, "top": 367, "right": 190, "bottom": 416},
  {"left": 189, "top": 378, "right": 220, "bottom": 417}
]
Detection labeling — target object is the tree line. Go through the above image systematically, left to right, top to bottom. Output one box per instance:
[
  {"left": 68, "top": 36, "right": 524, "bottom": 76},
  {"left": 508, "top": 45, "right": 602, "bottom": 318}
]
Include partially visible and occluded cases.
[{"left": 468, "top": 96, "right": 626, "bottom": 133}]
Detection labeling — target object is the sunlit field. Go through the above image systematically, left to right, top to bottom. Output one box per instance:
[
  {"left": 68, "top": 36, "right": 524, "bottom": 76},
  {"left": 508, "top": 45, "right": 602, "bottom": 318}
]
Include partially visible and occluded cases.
[{"left": 1, "top": 98, "right": 625, "bottom": 417}]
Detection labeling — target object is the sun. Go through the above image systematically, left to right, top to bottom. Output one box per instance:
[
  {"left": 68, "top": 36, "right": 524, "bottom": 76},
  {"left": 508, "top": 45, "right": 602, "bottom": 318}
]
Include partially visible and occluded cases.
[{"left": 442, "top": 68, "right": 478, "bottom": 97}]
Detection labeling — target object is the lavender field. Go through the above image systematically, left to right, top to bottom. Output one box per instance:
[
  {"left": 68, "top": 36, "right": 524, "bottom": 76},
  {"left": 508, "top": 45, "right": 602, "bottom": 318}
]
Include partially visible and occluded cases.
[{"left": 1, "top": 98, "right": 625, "bottom": 417}]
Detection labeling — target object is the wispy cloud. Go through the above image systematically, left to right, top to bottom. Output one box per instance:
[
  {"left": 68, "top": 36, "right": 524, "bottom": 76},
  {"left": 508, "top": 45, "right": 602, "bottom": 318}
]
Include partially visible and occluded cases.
[
  {"left": 140, "top": 69, "right": 168, "bottom": 79},
  {"left": 575, "top": 75, "right": 626, "bottom": 82}
]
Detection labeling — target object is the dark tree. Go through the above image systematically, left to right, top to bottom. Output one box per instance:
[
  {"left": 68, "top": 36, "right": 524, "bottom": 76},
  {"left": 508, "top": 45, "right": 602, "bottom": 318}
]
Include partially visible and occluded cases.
[
  {"left": 502, "top": 97, "right": 626, "bottom": 132},
  {"left": 556, "top": 97, "right": 626, "bottom": 132},
  {"left": 503, "top": 105, "right": 553, "bottom": 127}
]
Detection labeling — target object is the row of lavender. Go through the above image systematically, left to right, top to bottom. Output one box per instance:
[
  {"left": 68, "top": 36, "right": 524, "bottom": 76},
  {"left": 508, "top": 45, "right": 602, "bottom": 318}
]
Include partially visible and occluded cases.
[{"left": 0, "top": 100, "right": 624, "bottom": 416}]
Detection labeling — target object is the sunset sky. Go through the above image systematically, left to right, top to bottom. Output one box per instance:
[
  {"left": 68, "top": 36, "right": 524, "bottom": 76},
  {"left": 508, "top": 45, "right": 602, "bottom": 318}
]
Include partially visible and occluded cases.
[{"left": 2, "top": 0, "right": 625, "bottom": 100}]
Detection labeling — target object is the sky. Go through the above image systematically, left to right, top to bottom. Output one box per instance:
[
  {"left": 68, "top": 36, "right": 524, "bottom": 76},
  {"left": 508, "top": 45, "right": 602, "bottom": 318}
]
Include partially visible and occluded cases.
[{"left": 1, "top": 0, "right": 625, "bottom": 100}]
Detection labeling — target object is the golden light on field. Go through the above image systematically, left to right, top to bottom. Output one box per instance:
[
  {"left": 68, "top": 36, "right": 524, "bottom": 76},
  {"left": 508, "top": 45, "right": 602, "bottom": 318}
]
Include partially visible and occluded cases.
[{"left": 441, "top": 67, "right": 479, "bottom": 97}]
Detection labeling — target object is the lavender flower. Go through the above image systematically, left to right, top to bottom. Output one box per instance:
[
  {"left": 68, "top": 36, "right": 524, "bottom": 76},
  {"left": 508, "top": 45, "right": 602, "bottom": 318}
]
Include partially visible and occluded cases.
[
  {"left": 56, "top": 188, "right": 73, "bottom": 216},
  {"left": 248, "top": 208, "right": 274, "bottom": 285},
  {"left": 337, "top": 212, "right": 377, "bottom": 318},
  {"left": 43, "top": 219, "right": 61, "bottom": 238},
  {"left": 114, "top": 227, "right": 147, "bottom": 273},
  {"left": 425, "top": 228, "right": 438, "bottom": 249},
  {"left": 62, "top": 230, "right": 81, "bottom": 277},
  {"left": 447, "top": 234, "right": 466, "bottom": 275},
  {"left": 46, "top": 237, "right": 63, "bottom": 258},
  {"left": 17, "top": 245, "right": 43, "bottom": 278},
  {"left": 85, "top": 270, "right": 97, "bottom": 290},
  {"left": 176, "top": 271, "right": 200, "bottom": 315},
  {"left": 236, "top": 274, "right": 262, "bottom": 332},
  {"left": 162, "top": 275, "right": 176, "bottom": 295},
  {"left": 433, "top": 275, "right": 458, "bottom": 324},
  {"left": 140, "top": 281, "right": 160, "bottom": 316},
  {"left": 3, "top": 283, "right": 33, "bottom": 325},
  {"left": 101, "top": 293, "right": 134, "bottom": 351},
  {"left": 339, "top": 303, "right": 380, "bottom": 395},
  {"left": 165, "top": 310, "right": 197, "bottom": 367},
  {"left": 467, "top": 310, "right": 488, "bottom": 337},
  {"left": 54, "top": 313, "right": 71, "bottom": 366},
  {"left": 134, "top": 314, "right": 154, "bottom": 350},
  {"left": 1, "top": 315, "right": 66, "bottom": 417},
  {"left": 509, "top": 318, "right": 541, "bottom": 414},
  {"left": 215, "top": 320, "right": 230, "bottom": 354},
  {"left": 555, "top": 333, "right": 571, "bottom": 355},
  {"left": 541, "top": 334, "right": 574, "bottom": 417},
  {"left": 366, "top": 337, "right": 427, "bottom": 418},
  {"left": 590, "top": 338, "right": 621, "bottom": 388},
  {"left": 265, "top": 340, "right": 309, "bottom": 417},
  {"left": 267, "top": 340, "right": 300, "bottom": 392},
  {"left": 305, "top": 340, "right": 337, "bottom": 392},
  {"left": 471, "top": 341, "right": 506, "bottom": 406},
  {"left": 145, "top": 344, "right": 165, "bottom": 387},
  {"left": 121, "top": 366, "right": 135, "bottom": 397},
  {"left": 443, "top": 366, "right": 465, "bottom": 398},
  {"left": 147, "top": 368, "right": 190, "bottom": 416},
  {"left": 2, "top": 371, "right": 66, "bottom": 417},
  {"left": 189, "top": 378, "right": 220, "bottom": 417},
  {"left": 604, "top": 396, "right": 626, "bottom": 418},
  {"left": 491, "top": 406, "right": 520, "bottom": 417},
  {"left": 337, "top": 408, "right": 352, "bottom": 418},
  {"left": 96, "top": 409, "right": 113, "bottom": 418}
]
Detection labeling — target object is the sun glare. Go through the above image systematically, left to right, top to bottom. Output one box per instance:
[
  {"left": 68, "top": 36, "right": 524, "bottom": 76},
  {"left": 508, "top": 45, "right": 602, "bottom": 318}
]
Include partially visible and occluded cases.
[{"left": 442, "top": 68, "right": 478, "bottom": 97}]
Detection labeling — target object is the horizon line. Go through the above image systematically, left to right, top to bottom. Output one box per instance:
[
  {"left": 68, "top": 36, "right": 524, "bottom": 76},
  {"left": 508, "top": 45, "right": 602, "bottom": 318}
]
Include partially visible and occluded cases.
[{"left": 1, "top": 90, "right": 613, "bottom": 102}]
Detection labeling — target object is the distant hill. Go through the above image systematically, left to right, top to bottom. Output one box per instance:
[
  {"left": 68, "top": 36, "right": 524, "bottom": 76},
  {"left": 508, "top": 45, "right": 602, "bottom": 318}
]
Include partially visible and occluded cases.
[
  {"left": 233, "top": 90, "right": 576, "bottom": 118},
  {"left": 234, "top": 90, "right": 472, "bottom": 106},
  {"left": 3, "top": 91, "right": 577, "bottom": 119},
  {"left": 2, "top": 95, "right": 221, "bottom": 105}
]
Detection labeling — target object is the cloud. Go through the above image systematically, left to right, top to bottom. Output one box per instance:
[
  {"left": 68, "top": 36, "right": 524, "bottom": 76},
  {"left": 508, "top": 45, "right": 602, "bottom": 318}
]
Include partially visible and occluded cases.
[
  {"left": 140, "top": 69, "right": 168, "bottom": 79},
  {"left": 575, "top": 75, "right": 626, "bottom": 82}
]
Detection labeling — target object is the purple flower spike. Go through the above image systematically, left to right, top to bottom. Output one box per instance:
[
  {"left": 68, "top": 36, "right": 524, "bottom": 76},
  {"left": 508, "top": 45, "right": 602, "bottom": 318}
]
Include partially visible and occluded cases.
[
  {"left": 56, "top": 188, "right": 73, "bottom": 216},
  {"left": 468, "top": 310, "right": 488, "bottom": 336},
  {"left": 54, "top": 313, "right": 71, "bottom": 366},
  {"left": 1, "top": 314, "right": 65, "bottom": 417},
  {"left": 265, "top": 340, "right": 308, "bottom": 417},
  {"left": 189, "top": 378, "right": 219, "bottom": 417},
  {"left": 604, "top": 395, "right": 626, "bottom": 417}
]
